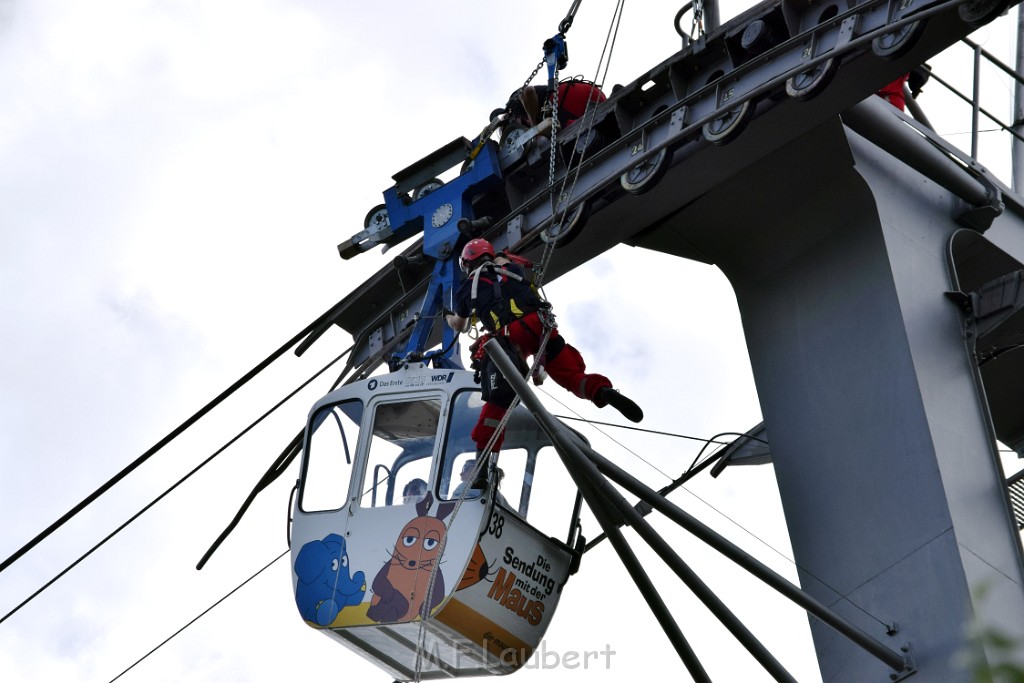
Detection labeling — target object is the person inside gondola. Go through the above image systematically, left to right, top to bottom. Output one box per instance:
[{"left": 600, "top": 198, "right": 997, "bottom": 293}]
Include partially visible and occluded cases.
[
  {"left": 445, "top": 238, "right": 643, "bottom": 457},
  {"left": 451, "top": 458, "right": 511, "bottom": 507},
  {"left": 452, "top": 459, "right": 484, "bottom": 499},
  {"left": 402, "top": 478, "right": 427, "bottom": 505}
]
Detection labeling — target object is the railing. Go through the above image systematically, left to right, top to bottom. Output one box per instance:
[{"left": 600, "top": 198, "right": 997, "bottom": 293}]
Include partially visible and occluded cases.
[
  {"left": 673, "top": 3, "right": 1023, "bottom": 192},
  {"left": 909, "top": 32, "right": 1024, "bottom": 191}
]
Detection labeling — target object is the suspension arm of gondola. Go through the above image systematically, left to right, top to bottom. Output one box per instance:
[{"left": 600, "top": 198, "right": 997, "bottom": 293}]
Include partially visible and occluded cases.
[
  {"left": 196, "top": 320, "right": 416, "bottom": 571},
  {"left": 483, "top": 339, "right": 710, "bottom": 680},
  {"left": 485, "top": 340, "right": 797, "bottom": 682},
  {"left": 196, "top": 431, "right": 303, "bottom": 570},
  {"left": 568, "top": 437, "right": 797, "bottom": 681},
  {"left": 575, "top": 438, "right": 914, "bottom": 674},
  {"left": 584, "top": 450, "right": 726, "bottom": 552},
  {"left": 623, "top": 501, "right": 796, "bottom": 681},
  {"left": 603, "top": 523, "right": 711, "bottom": 682}
]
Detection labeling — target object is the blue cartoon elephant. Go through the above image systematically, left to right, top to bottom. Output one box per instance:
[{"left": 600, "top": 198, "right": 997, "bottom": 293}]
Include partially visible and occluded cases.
[{"left": 294, "top": 533, "right": 366, "bottom": 626}]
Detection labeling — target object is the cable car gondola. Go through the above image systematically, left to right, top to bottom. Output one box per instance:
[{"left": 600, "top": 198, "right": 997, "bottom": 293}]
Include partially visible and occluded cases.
[{"left": 290, "top": 363, "right": 583, "bottom": 680}]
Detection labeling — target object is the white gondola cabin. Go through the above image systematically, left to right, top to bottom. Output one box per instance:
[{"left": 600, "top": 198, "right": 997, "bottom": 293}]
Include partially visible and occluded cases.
[{"left": 290, "top": 362, "right": 583, "bottom": 680}]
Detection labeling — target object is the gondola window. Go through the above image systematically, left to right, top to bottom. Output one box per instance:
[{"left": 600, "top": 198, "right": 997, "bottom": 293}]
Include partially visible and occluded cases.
[
  {"left": 359, "top": 397, "right": 442, "bottom": 508},
  {"left": 301, "top": 399, "right": 363, "bottom": 512}
]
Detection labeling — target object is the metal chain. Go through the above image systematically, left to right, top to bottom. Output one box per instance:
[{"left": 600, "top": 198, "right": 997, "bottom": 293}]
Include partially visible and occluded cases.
[
  {"left": 539, "top": 0, "right": 625, "bottom": 285},
  {"left": 413, "top": 22, "right": 571, "bottom": 683},
  {"left": 501, "top": 56, "right": 562, "bottom": 288},
  {"left": 506, "top": 59, "right": 546, "bottom": 129},
  {"left": 522, "top": 59, "right": 545, "bottom": 97},
  {"left": 535, "top": 66, "right": 562, "bottom": 287},
  {"left": 548, "top": 67, "right": 561, "bottom": 198}
]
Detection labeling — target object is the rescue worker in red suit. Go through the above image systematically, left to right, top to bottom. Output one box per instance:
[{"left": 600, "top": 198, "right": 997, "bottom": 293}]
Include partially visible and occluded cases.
[
  {"left": 877, "top": 67, "right": 929, "bottom": 113},
  {"left": 876, "top": 73, "right": 909, "bottom": 111},
  {"left": 505, "top": 79, "right": 606, "bottom": 133},
  {"left": 445, "top": 239, "right": 643, "bottom": 455}
]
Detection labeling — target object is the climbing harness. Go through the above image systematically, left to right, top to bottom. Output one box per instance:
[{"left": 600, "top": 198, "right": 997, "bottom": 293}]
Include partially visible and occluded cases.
[{"left": 466, "top": 261, "right": 544, "bottom": 331}]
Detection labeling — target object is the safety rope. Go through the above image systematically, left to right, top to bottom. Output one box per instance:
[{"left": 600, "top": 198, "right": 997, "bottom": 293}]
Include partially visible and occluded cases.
[
  {"left": 455, "top": 0, "right": 630, "bottom": 471},
  {"left": 460, "top": 0, "right": 629, "bottom": 490},
  {"left": 536, "top": 0, "right": 625, "bottom": 289},
  {"left": 411, "top": 2, "right": 624, "bottom": 677},
  {"left": 413, "top": 263, "right": 556, "bottom": 678},
  {"left": 411, "top": 300, "right": 556, "bottom": 681},
  {"left": 411, "top": 364, "right": 537, "bottom": 680}
]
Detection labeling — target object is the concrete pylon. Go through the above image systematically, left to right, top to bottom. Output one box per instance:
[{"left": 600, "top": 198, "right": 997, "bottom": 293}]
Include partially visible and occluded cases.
[{"left": 641, "top": 99, "right": 1024, "bottom": 680}]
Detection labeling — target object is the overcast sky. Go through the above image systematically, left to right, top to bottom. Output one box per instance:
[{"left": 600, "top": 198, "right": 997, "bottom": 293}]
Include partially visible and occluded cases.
[{"left": 1, "top": 1, "right": 1021, "bottom": 682}]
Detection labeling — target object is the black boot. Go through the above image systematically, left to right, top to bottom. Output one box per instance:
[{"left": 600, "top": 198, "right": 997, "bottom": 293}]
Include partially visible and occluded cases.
[{"left": 596, "top": 387, "right": 643, "bottom": 423}]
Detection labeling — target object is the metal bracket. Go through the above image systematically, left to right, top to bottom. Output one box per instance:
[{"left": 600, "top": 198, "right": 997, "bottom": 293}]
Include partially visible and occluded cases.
[
  {"left": 837, "top": 13, "right": 860, "bottom": 45},
  {"left": 666, "top": 106, "right": 690, "bottom": 144},
  {"left": 636, "top": 125, "right": 650, "bottom": 156},
  {"left": 956, "top": 191, "right": 1005, "bottom": 231},
  {"left": 507, "top": 214, "right": 524, "bottom": 246},
  {"left": 945, "top": 270, "right": 1024, "bottom": 362},
  {"left": 947, "top": 271, "right": 1024, "bottom": 323},
  {"left": 368, "top": 327, "right": 384, "bottom": 357},
  {"left": 888, "top": 642, "right": 917, "bottom": 681}
]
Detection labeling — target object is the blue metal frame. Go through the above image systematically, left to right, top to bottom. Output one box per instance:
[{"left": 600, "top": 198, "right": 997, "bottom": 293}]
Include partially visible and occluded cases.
[{"left": 384, "top": 140, "right": 503, "bottom": 367}]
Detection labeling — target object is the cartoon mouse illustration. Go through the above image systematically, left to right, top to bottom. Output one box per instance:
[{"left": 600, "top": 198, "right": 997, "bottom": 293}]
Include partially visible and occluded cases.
[
  {"left": 366, "top": 492, "right": 456, "bottom": 623},
  {"left": 294, "top": 533, "right": 366, "bottom": 626}
]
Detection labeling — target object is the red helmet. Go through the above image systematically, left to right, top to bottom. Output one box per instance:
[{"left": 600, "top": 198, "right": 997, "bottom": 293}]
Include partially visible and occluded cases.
[{"left": 460, "top": 238, "right": 494, "bottom": 273}]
